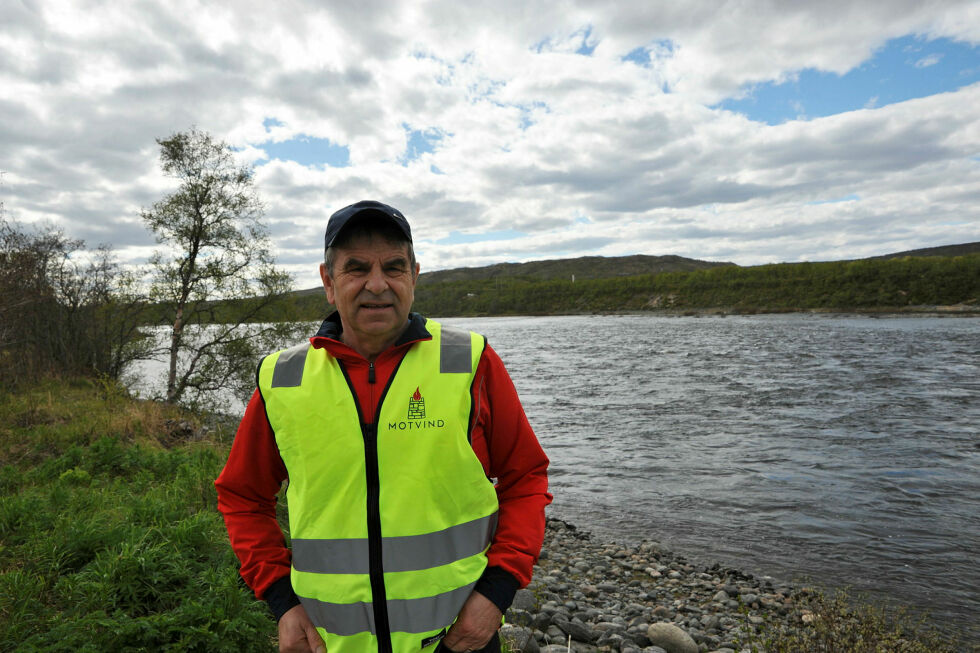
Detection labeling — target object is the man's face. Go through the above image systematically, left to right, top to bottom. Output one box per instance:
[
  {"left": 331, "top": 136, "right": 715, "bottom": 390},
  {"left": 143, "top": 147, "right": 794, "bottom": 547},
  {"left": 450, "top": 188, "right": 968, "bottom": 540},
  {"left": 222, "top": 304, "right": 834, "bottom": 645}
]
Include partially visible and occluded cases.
[{"left": 320, "top": 234, "right": 419, "bottom": 356}]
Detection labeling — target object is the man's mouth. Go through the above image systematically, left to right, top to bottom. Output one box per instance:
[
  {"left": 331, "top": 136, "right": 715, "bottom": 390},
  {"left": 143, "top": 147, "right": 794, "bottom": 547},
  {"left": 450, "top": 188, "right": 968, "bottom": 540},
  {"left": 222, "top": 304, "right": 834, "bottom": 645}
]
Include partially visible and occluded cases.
[{"left": 361, "top": 303, "right": 392, "bottom": 310}]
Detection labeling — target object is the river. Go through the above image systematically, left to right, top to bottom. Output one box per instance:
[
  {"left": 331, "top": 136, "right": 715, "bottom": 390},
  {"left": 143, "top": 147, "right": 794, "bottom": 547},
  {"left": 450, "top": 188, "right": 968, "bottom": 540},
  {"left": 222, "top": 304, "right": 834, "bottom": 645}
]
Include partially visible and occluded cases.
[{"left": 438, "top": 313, "right": 979, "bottom": 640}]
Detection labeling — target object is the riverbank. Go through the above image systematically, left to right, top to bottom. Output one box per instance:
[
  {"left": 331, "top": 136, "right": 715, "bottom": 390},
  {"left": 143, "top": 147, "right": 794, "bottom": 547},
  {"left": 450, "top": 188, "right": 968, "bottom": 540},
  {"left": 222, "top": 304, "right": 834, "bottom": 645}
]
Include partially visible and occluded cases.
[
  {"left": 1, "top": 378, "right": 972, "bottom": 651},
  {"left": 500, "top": 519, "right": 971, "bottom": 653}
]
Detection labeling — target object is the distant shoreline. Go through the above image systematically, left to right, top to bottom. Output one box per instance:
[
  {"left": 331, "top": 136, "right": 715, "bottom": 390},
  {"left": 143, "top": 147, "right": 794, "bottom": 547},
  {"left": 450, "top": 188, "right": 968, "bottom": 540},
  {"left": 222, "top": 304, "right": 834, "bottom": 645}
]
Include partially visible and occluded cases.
[{"left": 435, "top": 305, "right": 980, "bottom": 319}]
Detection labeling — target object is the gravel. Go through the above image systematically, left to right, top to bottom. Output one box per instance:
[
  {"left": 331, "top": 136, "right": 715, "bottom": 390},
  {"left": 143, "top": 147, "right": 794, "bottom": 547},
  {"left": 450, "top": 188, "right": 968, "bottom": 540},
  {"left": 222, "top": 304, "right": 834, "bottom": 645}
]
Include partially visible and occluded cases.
[{"left": 499, "top": 518, "right": 807, "bottom": 653}]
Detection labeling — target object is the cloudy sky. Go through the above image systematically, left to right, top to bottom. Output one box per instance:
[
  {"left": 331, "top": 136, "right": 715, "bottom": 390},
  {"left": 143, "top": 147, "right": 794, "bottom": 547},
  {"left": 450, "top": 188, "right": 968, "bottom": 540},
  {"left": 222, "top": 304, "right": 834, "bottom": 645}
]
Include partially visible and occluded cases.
[{"left": 2, "top": 1, "right": 979, "bottom": 289}]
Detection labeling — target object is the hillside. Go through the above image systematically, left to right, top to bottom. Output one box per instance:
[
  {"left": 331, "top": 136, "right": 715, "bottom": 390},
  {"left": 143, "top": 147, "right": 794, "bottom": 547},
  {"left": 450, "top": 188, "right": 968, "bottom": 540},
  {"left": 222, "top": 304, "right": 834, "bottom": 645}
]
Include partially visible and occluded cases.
[
  {"left": 868, "top": 241, "right": 980, "bottom": 260},
  {"left": 294, "top": 242, "right": 980, "bottom": 296},
  {"left": 283, "top": 244, "right": 980, "bottom": 318},
  {"left": 290, "top": 253, "right": 733, "bottom": 296},
  {"left": 416, "top": 254, "right": 734, "bottom": 284}
]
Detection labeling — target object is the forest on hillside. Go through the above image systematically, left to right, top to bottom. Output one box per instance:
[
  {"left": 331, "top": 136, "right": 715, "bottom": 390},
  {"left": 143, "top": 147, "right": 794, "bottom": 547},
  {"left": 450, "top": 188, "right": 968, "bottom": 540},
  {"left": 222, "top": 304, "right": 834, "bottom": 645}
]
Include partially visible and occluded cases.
[{"left": 281, "top": 253, "right": 980, "bottom": 320}]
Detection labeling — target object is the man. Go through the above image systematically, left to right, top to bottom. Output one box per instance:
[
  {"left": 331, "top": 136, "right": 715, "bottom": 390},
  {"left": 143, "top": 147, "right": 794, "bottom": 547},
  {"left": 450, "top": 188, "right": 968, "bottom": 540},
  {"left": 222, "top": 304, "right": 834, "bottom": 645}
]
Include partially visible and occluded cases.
[{"left": 215, "top": 200, "right": 551, "bottom": 653}]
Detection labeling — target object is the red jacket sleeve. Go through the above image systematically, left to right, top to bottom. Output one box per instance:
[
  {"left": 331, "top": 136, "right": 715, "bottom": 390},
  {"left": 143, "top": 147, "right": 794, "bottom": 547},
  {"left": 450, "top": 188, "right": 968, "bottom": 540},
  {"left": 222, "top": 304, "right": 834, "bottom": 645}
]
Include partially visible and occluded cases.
[
  {"left": 471, "top": 344, "right": 552, "bottom": 588},
  {"left": 214, "top": 389, "right": 291, "bottom": 599}
]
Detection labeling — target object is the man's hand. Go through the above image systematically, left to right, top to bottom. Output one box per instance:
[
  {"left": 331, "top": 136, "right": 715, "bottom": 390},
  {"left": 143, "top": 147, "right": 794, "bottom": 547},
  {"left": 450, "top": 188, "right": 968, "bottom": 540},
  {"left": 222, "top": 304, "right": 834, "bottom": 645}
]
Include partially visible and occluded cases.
[
  {"left": 442, "top": 591, "right": 502, "bottom": 652},
  {"left": 278, "top": 604, "right": 326, "bottom": 653}
]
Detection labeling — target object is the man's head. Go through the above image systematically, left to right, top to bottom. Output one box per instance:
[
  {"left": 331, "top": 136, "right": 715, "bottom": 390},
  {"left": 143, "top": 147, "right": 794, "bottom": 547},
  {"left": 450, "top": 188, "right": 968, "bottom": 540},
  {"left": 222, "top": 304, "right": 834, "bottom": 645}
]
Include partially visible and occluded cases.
[{"left": 319, "top": 200, "right": 420, "bottom": 359}]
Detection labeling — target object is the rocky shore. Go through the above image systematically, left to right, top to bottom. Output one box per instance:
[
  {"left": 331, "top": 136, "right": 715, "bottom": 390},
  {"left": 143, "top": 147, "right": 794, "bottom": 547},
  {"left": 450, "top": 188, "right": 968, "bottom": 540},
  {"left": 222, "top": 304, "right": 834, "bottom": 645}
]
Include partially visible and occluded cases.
[{"left": 500, "top": 518, "right": 811, "bottom": 653}]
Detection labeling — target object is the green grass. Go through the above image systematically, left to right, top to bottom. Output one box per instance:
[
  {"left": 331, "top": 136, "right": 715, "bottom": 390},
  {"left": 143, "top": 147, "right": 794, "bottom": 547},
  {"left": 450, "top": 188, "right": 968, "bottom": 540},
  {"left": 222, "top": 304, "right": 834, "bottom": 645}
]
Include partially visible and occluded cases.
[{"left": 0, "top": 377, "right": 277, "bottom": 651}]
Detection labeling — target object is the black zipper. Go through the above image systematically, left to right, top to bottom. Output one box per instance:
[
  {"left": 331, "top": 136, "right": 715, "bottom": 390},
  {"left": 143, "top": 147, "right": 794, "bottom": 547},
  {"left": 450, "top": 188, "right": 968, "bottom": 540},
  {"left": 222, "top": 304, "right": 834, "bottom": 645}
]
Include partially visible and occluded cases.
[
  {"left": 339, "top": 358, "right": 404, "bottom": 653},
  {"left": 360, "top": 422, "right": 389, "bottom": 653}
]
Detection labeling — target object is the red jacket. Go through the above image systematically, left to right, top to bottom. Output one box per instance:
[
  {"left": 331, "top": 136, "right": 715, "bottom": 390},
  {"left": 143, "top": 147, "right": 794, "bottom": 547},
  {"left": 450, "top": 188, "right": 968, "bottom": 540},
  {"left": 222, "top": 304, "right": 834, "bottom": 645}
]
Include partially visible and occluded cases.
[{"left": 215, "top": 313, "right": 551, "bottom": 618}]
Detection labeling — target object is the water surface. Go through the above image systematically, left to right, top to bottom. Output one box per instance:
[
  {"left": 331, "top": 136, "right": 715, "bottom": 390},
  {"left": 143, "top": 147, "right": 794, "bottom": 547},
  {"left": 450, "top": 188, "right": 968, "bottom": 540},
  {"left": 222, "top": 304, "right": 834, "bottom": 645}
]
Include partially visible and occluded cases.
[{"left": 440, "top": 313, "right": 979, "bottom": 639}]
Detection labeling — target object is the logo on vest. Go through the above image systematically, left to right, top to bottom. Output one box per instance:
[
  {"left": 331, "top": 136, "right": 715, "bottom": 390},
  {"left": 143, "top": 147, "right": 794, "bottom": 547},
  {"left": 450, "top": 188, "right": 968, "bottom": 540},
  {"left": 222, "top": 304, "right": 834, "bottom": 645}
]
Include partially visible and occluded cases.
[
  {"left": 388, "top": 386, "right": 446, "bottom": 431},
  {"left": 408, "top": 386, "right": 425, "bottom": 419}
]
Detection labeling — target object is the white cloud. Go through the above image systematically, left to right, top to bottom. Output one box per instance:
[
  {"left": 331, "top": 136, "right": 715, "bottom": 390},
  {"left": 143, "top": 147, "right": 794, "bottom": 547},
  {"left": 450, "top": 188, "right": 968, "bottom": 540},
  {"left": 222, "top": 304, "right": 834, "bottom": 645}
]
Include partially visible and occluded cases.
[
  {"left": 0, "top": 0, "right": 978, "bottom": 290},
  {"left": 915, "top": 52, "right": 944, "bottom": 68}
]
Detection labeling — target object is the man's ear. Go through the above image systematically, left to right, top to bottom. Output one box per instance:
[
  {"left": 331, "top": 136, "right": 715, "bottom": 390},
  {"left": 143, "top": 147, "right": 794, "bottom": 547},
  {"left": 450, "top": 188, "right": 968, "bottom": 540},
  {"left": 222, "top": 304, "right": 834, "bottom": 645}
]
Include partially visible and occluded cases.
[
  {"left": 319, "top": 262, "right": 336, "bottom": 305},
  {"left": 413, "top": 262, "right": 421, "bottom": 283}
]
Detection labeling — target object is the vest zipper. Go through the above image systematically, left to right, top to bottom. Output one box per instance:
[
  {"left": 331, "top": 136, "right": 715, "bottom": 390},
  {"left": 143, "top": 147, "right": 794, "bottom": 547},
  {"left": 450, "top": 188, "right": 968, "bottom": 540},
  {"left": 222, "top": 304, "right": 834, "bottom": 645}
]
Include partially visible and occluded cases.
[
  {"left": 339, "top": 358, "right": 405, "bottom": 653},
  {"left": 361, "top": 422, "right": 390, "bottom": 653}
]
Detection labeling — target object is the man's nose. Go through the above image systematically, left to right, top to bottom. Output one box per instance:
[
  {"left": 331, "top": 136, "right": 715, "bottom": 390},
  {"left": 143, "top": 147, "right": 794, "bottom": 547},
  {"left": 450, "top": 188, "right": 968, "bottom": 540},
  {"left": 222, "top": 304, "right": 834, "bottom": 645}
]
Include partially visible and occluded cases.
[{"left": 364, "top": 265, "right": 388, "bottom": 294}]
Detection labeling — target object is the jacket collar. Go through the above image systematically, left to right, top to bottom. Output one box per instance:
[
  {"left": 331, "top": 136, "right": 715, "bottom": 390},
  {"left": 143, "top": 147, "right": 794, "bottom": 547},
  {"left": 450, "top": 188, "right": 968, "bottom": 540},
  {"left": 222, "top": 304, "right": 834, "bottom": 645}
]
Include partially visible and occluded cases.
[{"left": 311, "top": 311, "right": 432, "bottom": 354}]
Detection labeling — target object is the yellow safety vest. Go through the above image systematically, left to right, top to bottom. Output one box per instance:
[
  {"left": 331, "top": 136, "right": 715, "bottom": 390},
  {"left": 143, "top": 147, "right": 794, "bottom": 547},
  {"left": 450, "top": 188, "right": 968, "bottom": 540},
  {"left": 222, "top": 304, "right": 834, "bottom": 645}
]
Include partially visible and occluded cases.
[{"left": 258, "top": 319, "right": 499, "bottom": 653}]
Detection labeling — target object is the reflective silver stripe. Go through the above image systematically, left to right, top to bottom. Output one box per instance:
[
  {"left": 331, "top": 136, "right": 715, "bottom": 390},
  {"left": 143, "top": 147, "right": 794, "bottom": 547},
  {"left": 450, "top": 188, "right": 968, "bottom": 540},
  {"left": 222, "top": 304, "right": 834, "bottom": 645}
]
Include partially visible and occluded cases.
[
  {"left": 440, "top": 326, "right": 472, "bottom": 373},
  {"left": 271, "top": 344, "right": 309, "bottom": 388},
  {"left": 292, "top": 512, "right": 498, "bottom": 574},
  {"left": 384, "top": 512, "right": 496, "bottom": 571},
  {"left": 299, "top": 582, "right": 476, "bottom": 636},
  {"left": 389, "top": 582, "right": 475, "bottom": 633},
  {"left": 300, "top": 594, "right": 375, "bottom": 636}
]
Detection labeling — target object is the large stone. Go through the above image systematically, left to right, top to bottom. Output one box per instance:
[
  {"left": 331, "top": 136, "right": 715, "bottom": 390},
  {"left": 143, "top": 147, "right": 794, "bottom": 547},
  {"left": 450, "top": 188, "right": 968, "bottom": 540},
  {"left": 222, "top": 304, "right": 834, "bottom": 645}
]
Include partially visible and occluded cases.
[
  {"left": 513, "top": 588, "right": 539, "bottom": 612},
  {"left": 531, "top": 612, "right": 553, "bottom": 632},
  {"left": 701, "top": 614, "right": 721, "bottom": 631},
  {"left": 553, "top": 618, "right": 596, "bottom": 643},
  {"left": 593, "top": 622, "right": 625, "bottom": 634},
  {"left": 645, "top": 622, "right": 699, "bottom": 653},
  {"left": 501, "top": 625, "right": 540, "bottom": 653},
  {"left": 595, "top": 632, "right": 623, "bottom": 649},
  {"left": 569, "top": 642, "right": 598, "bottom": 653}
]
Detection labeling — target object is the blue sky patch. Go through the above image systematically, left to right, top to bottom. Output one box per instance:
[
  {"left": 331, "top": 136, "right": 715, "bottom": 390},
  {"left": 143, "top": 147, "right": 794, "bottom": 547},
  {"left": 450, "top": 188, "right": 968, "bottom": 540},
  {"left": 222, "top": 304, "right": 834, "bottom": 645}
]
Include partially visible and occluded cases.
[
  {"left": 533, "top": 25, "right": 598, "bottom": 55},
  {"left": 576, "top": 26, "right": 597, "bottom": 56},
  {"left": 717, "top": 35, "right": 980, "bottom": 124},
  {"left": 623, "top": 39, "right": 674, "bottom": 67},
  {"left": 623, "top": 47, "right": 651, "bottom": 66},
  {"left": 519, "top": 101, "right": 549, "bottom": 130},
  {"left": 262, "top": 117, "right": 284, "bottom": 130},
  {"left": 401, "top": 126, "right": 444, "bottom": 165},
  {"left": 258, "top": 134, "right": 350, "bottom": 168},
  {"left": 808, "top": 194, "right": 860, "bottom": 205},
  {"left": 437, "top": 229, "right": 526, "bottom": 245}
]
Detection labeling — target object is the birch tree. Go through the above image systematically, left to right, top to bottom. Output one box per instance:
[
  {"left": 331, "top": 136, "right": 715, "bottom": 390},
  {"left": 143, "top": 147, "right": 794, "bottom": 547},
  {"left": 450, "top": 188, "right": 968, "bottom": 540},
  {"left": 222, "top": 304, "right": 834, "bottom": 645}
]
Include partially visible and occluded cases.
[{"left": 142, "top": 128, "right": 303, "bottom": 408}]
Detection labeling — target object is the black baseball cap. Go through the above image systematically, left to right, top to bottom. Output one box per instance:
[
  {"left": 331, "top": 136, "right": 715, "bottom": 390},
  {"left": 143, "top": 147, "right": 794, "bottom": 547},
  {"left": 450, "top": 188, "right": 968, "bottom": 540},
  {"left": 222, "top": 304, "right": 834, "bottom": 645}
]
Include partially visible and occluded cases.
[{"left": 324, "top": 200, "right": 412, "bottom": 248}]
